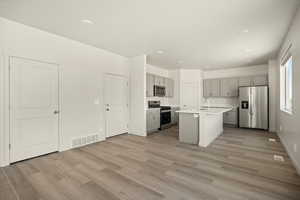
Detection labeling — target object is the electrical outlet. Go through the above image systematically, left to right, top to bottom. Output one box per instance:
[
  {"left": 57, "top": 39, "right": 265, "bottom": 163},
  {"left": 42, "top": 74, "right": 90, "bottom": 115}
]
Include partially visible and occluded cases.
[{"left": 294, "top": 144, "right": 298, "bottom": 153}]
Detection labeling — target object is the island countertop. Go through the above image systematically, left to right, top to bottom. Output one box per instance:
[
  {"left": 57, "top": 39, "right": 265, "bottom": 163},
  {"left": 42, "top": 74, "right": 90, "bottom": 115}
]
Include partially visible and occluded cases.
[{"left": 176, "top": 107, "right": 232, "bottom": 115}]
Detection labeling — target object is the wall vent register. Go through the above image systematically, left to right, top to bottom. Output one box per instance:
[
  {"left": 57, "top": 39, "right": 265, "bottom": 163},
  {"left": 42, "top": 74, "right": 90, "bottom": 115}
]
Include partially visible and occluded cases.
[{"left": 72, "top": 134, "right": 99, "bottom": 148}]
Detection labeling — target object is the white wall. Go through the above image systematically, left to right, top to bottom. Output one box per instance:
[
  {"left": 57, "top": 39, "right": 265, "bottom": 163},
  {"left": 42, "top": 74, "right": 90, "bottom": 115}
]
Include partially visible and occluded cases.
[
  {"left": 277, "top": 8, "right": 300, "bottom": 173},
  {"left": 0, "top": 18, "right": 130, "bottom": 166},
  {"left": 129, "top": 55, "right": 147, "bottom": 136},
  {"left": 268, "top": 59, "right": 278, "bottom": 133},
  {"left": 202, "top": 65, "right": 269, "bottom": 106},
  {"left": 179, "top": 69, "right": 203, "bottom": 109}
]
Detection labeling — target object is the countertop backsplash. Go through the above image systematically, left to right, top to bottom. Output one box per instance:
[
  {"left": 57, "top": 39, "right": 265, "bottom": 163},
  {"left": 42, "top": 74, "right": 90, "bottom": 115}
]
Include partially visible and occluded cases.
[{"left": 202, "top": 97, "right": 239, "bottom": 107}]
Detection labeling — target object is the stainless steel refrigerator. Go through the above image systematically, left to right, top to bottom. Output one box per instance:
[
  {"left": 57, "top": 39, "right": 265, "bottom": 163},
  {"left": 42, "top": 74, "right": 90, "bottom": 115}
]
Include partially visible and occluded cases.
[{"left": 239, "top": 86, "right": 269, "bottom": 130}]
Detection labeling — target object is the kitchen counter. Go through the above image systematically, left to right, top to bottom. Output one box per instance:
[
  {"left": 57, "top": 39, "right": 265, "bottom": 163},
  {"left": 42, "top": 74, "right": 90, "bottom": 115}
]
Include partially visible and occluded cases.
[
  {"left": 176, "top": 107, "right": 232, "bottom": 115},
  {"left": 177, "top": 107, "right": 231, "bottom": 147}
]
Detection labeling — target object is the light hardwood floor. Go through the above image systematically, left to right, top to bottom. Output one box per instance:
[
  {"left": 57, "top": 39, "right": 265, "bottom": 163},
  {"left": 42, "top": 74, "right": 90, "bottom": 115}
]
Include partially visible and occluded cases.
[{"left": 1, "top": 127, "right": 300, "bottom": 200}]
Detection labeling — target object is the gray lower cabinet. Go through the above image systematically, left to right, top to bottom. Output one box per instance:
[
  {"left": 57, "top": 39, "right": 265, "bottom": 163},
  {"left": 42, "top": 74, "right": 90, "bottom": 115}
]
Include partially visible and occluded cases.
[
  {"left": 220, "top": 78, "right": 239, "bottom": 97},
  {"left": 203, "top": 79, "right": 220, "bottom": 97},
  {"left": 171, "top": 107, "right": 179, "bottom": 124},
  {"left": 146, "top": 108, "right": 160, "bottom": 133},
  {"left": 223, "top": 108, "right": 238, "bottom": 127},
  {"left": 179, "top": 113, "right": 199, "bottom": 144}
]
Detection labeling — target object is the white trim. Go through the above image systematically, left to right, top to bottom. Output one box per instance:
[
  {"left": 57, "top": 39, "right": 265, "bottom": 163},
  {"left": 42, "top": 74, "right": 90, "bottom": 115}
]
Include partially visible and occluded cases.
[
  {"left": 0, "top": 50, "right": 5, "bottom": 167},
  {"left": 0, "top": 51, "right": 10, "bottom": 166},
  {"left": 1, "top": 54, "right": 63, "bottom": 166},
  {"left": 279, "top": 55, "right": 294, "bottom": 115}
]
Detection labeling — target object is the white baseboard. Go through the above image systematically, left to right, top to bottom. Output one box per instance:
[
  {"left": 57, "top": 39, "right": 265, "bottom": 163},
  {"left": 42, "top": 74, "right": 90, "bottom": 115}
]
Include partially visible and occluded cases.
[{"left": 277, "top": 132, "right": 300, "bottom": 175}]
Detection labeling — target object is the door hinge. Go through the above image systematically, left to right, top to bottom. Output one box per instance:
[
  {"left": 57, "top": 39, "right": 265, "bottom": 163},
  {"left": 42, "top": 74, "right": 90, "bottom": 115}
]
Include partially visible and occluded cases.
[{"left": 9, "top": 144, "right": 11, "bottom": 150}]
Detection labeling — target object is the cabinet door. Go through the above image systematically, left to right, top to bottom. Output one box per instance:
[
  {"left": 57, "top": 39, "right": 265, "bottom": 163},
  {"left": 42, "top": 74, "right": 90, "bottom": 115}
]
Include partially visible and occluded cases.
[
  {"left": 146, "top": 74, "right": 154, "bottom": 97},
  {"left": 154, "top": 75, "right": 160, "bottom": 85},
  {"left": 252, "top": 75, "right": 268, "bottom": 86},
  {"left": 155, "top": 76, "right": 164, "bottom": 86},
  {"left": 161, "top": 77, "right": 166, "bottom": 87},
  {"left": 239, "top": 77, "right": 252, "bottom": 87},
  {"left": 165, "top": 78, "right": 170, "bottom": 97},
  {"left": 221, "top": 78, "right": 238, "bottom": 97},
  {"left": 168, "top": 79, "right": 174, "bottom": 97},
  {"left": 210, "top": 79, "right": 220, "bottom": 97},
  {"left": 203, "top": 80, "right": 210, "bottom": 97},
  {"left": 171, "top": 107, "right": 179, "bottom": 124},
  {"left": 171, "top": 108, "right": 175, "bottom": 124},
  {"left": 152, "top": 109, "right": 160, "bottom": 130},
  {"left": 146, "top": 110, "right": 152, "bottom": 131},
  {"left": 223, "top": 111, "right": 237, "bottom": 125}
]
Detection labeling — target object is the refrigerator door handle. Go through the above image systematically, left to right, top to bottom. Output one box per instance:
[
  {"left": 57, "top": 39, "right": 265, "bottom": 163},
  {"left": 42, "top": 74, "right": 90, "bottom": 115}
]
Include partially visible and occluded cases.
[{"left": 249, "top": 88, "right": 253, "bottom": 127}]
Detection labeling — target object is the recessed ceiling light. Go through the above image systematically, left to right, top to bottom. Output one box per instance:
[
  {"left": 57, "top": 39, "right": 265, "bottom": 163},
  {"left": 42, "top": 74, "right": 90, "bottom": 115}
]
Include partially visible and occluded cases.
[
  {"left": 81, "top": 19, "right": 94, "bottom": 24},
  {"left": 242, "top": 29, "right": 249, "bottom": 33},
  {"left": 156, "top": 50, "right": 164, "bottom": 54}
]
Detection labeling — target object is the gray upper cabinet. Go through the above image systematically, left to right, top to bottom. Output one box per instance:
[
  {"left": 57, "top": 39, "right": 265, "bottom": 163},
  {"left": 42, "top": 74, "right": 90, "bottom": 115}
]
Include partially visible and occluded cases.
[
  {"left": 146, "top": 73, "right": 174, "bottom": 97},
  {"left": 146, "top": 74, "right": 155, "bottom": 97},
  {"left": 205, "top": 75, "right": 268, "bottom": 98},
  {"left": 239, "top": 75, "right": 268, "bottom": 87},
  {"left": 252, "top": 75, "right": 268, "bottom": 86},
  {"left": 154, "top": 76, "right": 165, "bottom": 86},
  {"left": 238, "top": 77, "right": 252, "bottom": 87},
  {"left": 165, "top": 78, "right": 174, "bottom": 97},
  {"left": 220, "top": 78, "right": 238, "bottom": 97},
  {"left": 204, "top": 79, "right": 220, "bottom": 97}
]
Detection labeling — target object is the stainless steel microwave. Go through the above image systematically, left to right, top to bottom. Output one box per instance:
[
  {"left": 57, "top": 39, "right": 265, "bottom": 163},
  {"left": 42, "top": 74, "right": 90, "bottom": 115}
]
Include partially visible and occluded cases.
[{"left": 154, "top": 85, "right": 166, "bottom": 97}]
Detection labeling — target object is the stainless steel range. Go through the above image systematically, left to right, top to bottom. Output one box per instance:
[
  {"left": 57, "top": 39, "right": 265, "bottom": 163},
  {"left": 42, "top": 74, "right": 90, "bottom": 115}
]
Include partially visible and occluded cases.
[
  {"left": 148, "top": 101, "right": 172, "bottom": 130},
  {"left": 160, "top": 106, "right": 171, "bottom": 129}
]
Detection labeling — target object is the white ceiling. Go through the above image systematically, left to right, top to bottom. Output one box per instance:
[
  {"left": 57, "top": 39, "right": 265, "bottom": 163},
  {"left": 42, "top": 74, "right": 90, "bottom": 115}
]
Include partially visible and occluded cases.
[{"left": 0, "top": 0, "right": 299, "bottom": 69}]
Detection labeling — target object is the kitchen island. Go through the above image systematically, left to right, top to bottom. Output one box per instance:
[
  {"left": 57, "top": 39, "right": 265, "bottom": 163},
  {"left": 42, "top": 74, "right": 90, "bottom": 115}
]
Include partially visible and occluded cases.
[{"left": 176, "top": 107, "right": 232, "bottom": 147}]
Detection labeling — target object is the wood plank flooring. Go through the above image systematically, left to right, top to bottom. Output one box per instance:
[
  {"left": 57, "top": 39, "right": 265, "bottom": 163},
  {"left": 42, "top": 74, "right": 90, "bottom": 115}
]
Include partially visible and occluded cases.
[{"left": 1, "top": 127, "right": 300, "bottom": 200}]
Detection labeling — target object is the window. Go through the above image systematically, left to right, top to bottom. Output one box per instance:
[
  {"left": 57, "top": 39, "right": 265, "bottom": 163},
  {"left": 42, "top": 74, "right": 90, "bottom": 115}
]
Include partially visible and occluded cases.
[{"left": 280, "top": 53, "right": 293, "bottom": 114}]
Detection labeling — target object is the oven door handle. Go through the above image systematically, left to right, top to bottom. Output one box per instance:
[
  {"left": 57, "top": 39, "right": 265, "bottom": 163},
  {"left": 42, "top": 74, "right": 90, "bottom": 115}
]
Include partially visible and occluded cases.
[{"left": 161, "top": 110, "right": 171, "bottom": 113}]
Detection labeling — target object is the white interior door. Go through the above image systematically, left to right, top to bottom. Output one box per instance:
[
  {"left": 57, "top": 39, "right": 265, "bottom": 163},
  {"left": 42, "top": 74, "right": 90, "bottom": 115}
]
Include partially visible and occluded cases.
[
  {"left": 10, "top": 57, "right": 59, "bottom": 163},
  {"left": 104, "top": 74, "right": 129, "bottom": 138},
  {"left": 181, "top": 82, "right": 199, "bottom": 109}
]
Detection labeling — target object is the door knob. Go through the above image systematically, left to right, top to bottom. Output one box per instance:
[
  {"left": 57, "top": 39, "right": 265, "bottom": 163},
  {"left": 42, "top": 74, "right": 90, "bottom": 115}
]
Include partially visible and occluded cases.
[
  {"left": 106, "top": 108, "right": 110, "bottom": 111},
  {"left": 54, "top": 110, "right": 60, "bottom": 114}
]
